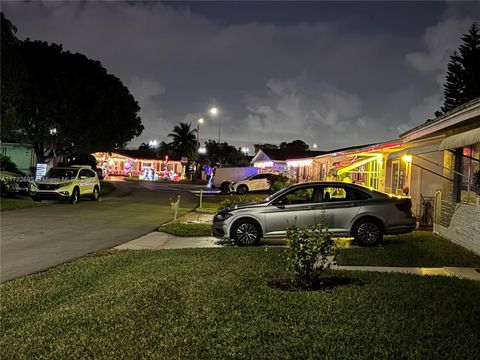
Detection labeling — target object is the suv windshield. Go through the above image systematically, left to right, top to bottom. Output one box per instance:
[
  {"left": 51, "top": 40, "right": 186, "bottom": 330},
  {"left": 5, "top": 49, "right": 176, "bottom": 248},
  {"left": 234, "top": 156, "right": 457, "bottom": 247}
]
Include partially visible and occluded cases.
[{"left": 45, "top": 168, "right": 77, "bottom": 180}]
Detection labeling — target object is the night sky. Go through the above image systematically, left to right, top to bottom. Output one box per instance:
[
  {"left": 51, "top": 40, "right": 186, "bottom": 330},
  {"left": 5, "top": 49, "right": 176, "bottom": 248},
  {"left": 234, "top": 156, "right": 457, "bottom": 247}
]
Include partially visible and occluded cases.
[{"left": 3, "top": 1, "right": 479, "bottom": 152}]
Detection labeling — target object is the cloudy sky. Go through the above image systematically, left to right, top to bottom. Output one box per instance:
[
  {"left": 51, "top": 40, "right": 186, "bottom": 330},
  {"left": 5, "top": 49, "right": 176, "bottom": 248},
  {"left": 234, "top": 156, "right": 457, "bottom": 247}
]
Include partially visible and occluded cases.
[{"left": 3, "top": 1, "right": 479, "bottom": 152}]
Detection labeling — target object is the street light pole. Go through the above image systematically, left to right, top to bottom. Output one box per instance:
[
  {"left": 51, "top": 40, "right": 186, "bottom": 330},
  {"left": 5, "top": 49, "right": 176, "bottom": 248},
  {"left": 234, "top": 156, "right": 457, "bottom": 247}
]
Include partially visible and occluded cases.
[
  {"left": 197, "top": 117, "right": 204, "bottom": 150},
  {"left": 218, "top": 118, "right": 221, "bottom": 143}
]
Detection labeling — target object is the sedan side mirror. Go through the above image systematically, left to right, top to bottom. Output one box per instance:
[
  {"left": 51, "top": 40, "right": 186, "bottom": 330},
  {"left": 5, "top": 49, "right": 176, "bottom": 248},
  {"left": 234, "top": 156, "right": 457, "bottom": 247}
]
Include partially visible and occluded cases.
[{"left": 272, "top": 199, "right": 286, "bottom": 208}]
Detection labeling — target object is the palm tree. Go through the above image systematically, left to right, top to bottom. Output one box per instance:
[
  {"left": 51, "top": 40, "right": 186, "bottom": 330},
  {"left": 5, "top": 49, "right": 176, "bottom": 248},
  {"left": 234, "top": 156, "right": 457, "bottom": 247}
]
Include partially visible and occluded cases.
[
  {"left": 168, "top": 122, "right": 197, "bottom": 158},
  {"left": 138, "top": 142, "right": 151, "bottom": 152}
]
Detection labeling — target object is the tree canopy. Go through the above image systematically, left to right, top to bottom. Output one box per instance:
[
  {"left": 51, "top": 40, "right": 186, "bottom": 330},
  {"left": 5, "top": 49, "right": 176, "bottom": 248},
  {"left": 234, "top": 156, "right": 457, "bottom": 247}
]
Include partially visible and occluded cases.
[
  {"left": 0, "top": 13, "right": 144, "bottom": 162},
  {"left": 441, "top": 22, "right": 480, "bottom": 113},
  {"left": 199, "top": 140, "right": 250, "bottom": 167},
  {"left": 279, "top": 140, "right": 310, "bottom": 151}
]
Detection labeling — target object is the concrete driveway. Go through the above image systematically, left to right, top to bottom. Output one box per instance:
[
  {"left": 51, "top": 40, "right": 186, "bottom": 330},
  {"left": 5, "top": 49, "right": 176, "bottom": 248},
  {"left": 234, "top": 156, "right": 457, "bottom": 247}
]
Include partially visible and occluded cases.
[{"left": 0, "top": 181, "right": 198, "bottom": 282}]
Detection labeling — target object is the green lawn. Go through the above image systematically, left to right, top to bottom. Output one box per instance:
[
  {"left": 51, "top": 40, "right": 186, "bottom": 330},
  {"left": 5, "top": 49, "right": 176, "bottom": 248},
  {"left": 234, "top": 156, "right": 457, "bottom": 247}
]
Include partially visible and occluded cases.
[
  {"left": 99, "top": 181, "right": 115, "bottom": 196},
  {"left": 199, "top": 194, "right": 269, "bottom": 212},
  {"left": 0, "top": 198, "right": 46, "bottom": 212},
  {"left": 159, "top": 223, "right": 212, "bottom": 237},
  {"left": 337, "top": 231, "right": 480, "bottom": 268},
  {"left": 1, "top": 248, "right": 479, "bottom": 359}
]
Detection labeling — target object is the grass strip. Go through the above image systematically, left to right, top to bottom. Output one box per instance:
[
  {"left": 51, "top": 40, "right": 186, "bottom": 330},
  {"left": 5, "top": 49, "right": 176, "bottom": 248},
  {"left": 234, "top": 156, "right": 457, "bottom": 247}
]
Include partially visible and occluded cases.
[
  {"left": 99, "top": 181, "right": 115, "bottom": 196},
  {"left": 0, "top": 198, "right": 46, "bottom": 212},
  {"left": 159, "top": 223, "right": 212, "bottom": 237}
]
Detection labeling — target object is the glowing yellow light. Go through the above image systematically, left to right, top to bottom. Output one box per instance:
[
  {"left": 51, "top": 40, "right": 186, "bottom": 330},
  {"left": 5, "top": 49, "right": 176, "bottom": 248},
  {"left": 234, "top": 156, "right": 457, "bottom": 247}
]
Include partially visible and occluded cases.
[
  {"left": 209, "top": 107, "right": 219, "bottom": 116},
  {"left": 198, "top": 117, "right": 204, "bottom": 124},
  {"left": 402, "top": 155, "right": 412, "bottom": 162},
  {"left": 377, "top": 158, "right": 383, "bottom": 165}
]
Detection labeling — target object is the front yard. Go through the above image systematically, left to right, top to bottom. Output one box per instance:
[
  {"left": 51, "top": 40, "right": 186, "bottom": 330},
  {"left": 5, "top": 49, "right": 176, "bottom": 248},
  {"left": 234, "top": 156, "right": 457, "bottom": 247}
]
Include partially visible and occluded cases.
[
  {"left": 337, "top": 231, "right": 480, "bottom": 268},
  {"left": 1, "top": 247, "right": 480, "bottom": 359}
]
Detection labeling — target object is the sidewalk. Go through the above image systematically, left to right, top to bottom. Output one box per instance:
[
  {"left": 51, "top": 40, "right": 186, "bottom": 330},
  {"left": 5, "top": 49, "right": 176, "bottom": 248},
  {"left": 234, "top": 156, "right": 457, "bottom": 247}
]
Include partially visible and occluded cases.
[
  {"left": 114, "top": 231, "right": 224, "bottom": 250},
  {"left": 115, "top": 231, "right": 480, "bottom": 282},
  {"left": 332, "top": 265, "right": 480, "bottom": 281}
]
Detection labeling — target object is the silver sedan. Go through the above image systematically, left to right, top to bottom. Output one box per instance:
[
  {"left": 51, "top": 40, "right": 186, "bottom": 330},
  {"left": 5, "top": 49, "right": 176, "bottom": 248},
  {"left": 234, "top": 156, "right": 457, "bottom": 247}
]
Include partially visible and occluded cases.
[{"left": 212, "top": 182, "right": 416, "bottom": 246}]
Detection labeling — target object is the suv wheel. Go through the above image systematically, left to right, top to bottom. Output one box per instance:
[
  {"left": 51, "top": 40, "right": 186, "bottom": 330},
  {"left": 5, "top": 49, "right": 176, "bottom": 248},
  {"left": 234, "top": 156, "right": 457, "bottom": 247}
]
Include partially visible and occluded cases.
[
  {"left": 220, "top": 182, "right": 230, "bottom": 193},
  {"left": 237, "top": 185, "right": 248, "bottom": 195},
  {"left": 90, "top": 186, "right": 99, "bottom": 201},
  {"left": 70, "top": 187, "right": 80, "bottom": 204},
  {"left": 232, "top": 219, "right": 261, "bottom": 246},
  {"left": 353, "top": 219, "right": 383, "bottom": 246}
]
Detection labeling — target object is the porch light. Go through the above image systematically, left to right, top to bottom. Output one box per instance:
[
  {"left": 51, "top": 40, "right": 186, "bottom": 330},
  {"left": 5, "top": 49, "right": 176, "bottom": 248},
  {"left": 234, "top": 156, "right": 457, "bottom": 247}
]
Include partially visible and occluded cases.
[{"left": 402, "top": 155, "right": 412, "bottom": 162}]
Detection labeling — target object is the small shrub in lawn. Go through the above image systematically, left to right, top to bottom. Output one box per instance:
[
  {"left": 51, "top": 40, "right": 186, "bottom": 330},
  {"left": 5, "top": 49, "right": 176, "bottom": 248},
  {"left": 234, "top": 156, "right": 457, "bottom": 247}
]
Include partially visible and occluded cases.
[
  {"left": 268, "top": 174, "right": 291, "bottom": 193},
  {"left": 219, "top": 196, "right": 264, "bottom": 209},
  {"left": 286, "top": 220, "right": 337, "bottom": 289}
]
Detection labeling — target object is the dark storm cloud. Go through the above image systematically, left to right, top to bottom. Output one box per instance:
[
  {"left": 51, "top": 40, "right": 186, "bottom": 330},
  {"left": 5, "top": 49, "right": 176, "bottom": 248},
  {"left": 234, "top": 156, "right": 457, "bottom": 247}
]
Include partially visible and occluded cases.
[{"left": 2, "top": 1, "right": 479, "bottom": 151}]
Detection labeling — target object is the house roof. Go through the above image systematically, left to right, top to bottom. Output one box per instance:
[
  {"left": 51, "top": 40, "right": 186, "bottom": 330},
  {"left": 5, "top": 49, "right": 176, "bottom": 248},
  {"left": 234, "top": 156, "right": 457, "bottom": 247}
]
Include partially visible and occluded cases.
[
  {"left": 401, "top": 97, "right": 480, "bottom": 143},
  {"left": 258, "top": 148, "right": 327, "bottom": 161},
  {"left": 106, "top": 149, "right": 181, "bottom": 162},
  {"left": 112, "top": 149, "right": 160, "bottom": 160}
]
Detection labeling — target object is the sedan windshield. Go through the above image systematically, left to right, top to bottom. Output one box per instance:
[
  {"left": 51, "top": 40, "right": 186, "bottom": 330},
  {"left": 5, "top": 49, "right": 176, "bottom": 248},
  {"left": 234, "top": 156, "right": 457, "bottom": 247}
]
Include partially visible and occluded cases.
[{"left": 45, "top": 168, "right": 77, "bottom": 180}]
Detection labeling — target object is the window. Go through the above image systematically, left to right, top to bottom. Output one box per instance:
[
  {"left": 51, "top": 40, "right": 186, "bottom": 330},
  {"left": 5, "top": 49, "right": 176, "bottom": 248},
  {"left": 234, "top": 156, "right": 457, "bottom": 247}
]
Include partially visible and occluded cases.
[
  {"left": 458, "top": 144, "right": 480, "bottom": 204},
  {"left": 79, "top": 169, "right": 92, "bottom": 178},
  {"left": 252, "top": 174, "right": 270, "bottom": 180},
  {"left": 280, "top": 186, "right": 317, "bottom": 204},
  {"left": 322, "top": 186, "right": 370, "bottom": 201},
  {"left": 323, "top": 187, "right": 346, "bottom": 200}
]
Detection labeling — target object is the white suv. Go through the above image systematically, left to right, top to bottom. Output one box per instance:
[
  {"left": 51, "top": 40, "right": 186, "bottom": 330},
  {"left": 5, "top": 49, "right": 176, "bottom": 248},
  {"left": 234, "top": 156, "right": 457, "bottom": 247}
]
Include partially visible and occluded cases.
[
  {"left": 30, "top": 166, "right": 101, "bottom": 204},
  {"left": 229, "top": 173, "right": 277, "bottom": 195}
]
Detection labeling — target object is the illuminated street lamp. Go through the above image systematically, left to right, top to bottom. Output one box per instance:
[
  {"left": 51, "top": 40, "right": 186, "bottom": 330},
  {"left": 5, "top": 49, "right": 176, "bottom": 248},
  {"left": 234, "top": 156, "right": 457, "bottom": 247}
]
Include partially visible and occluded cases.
[
  {"left": 208, "top": 106, "right": 221, "bottom": 142},
  {"left": 49, "top": 128, "right": 57, "bottom": 135},
  {"left": 148, "top": 140, "right": 158, "bottom": 148},
  {"left": 312, "top": 143, "right": 318, "bottom": 149},
  {"left": 198, "top": 147, "right": 207, "bottom": 155},
  {"left": 241, "top": 147, "right": 249, "bottom": 156}
]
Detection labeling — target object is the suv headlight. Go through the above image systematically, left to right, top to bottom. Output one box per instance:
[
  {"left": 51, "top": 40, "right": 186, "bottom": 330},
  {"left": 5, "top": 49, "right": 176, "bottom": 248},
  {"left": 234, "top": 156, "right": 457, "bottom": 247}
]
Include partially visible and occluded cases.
[
  {"left": 57, "top": 182, "right": 73, "bottom": 189},
  {"left": 215, "top": 212, "right": 233, "bottom": 221}
]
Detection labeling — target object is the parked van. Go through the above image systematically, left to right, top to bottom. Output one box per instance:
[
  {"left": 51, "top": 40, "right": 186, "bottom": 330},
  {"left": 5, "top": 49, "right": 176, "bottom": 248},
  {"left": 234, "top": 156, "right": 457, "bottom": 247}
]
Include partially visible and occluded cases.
[{"left": 213, "top": 167, "right": 259, "bottom": 192}]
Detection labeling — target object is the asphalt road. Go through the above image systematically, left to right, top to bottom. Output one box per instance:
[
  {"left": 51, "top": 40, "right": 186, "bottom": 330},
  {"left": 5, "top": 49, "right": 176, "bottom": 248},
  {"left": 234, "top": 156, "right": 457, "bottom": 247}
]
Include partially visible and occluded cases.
[{"left": 0, "top": 181, "right": 201, "bottom": 283}]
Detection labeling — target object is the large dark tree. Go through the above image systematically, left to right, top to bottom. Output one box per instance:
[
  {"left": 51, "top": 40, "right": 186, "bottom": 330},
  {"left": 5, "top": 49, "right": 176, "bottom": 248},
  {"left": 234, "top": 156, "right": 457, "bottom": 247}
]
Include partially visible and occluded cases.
[
  {"left": 0, "top": 13, "right": 144, "bottom": 162},
  {"left": 0, "top": 13, "right": 26, "bottom": 141},
  {"left": 441, "top": 22, "right": 480, "bottom": 113},
  {"left": 167, "top": 122, "right": 197, "bottom": 158},
  {"left": 199, "top": 140, "right": 249, "bottom": 167},
  {"left": 279, "top": 140, "right": 309, "bottom": 151},
  {"left": 253, "top": 143, "right": 278, "bottom": 152}
]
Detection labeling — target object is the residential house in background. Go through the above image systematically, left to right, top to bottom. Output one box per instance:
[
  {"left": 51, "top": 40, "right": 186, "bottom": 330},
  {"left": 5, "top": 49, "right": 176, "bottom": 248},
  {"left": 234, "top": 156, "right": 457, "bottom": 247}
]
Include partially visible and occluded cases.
[
  {"left": 401, "top": 97, "right": 480, "bottom": 255},
  {"left": 318, "top": 141, "right": 401, "bottom": 191},
  {"left": 0, "top": 142, "right": 36, "bottom": 175},
  {"left": 251, "top": 148, "right": 326, "bottom": 181},
  {"left": 92, "top": 149, "right": 184, "bottom": 179}
]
